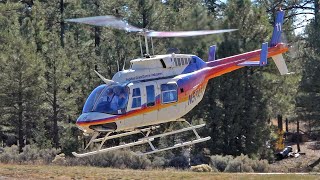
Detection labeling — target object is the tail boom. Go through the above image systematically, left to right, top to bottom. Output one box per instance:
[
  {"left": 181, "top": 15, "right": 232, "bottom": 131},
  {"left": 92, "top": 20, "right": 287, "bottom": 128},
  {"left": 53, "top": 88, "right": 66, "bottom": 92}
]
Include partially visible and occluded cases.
[{"left": 205, "top": 43, "right": 289, "bottom": 79}]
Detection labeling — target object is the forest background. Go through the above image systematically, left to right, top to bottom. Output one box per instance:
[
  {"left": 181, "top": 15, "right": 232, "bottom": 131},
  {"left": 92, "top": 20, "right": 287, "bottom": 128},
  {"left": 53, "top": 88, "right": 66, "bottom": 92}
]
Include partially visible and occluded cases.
[{"left": 0, "top": 0, "right": 319, "bottom": 170}]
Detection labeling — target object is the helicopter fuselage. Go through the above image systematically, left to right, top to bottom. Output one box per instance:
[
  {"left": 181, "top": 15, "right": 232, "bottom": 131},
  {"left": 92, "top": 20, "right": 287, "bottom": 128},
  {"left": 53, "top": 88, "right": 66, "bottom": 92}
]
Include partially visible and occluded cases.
[{"left": 76, "top": 43, "right": 288, "bottom": 134}]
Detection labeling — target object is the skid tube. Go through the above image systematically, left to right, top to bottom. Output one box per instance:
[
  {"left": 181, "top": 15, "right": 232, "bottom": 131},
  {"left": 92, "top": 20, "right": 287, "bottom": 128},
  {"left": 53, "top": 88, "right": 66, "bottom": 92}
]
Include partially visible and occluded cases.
[{"left": 72, "top": 120, "right": 210, "bottom": 157}]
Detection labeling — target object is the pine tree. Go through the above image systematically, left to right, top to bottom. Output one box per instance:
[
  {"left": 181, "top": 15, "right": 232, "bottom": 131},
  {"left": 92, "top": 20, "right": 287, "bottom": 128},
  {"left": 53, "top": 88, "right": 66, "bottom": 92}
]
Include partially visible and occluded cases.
[
  {"left": 197, "top": 0, "right": 272, "bottom": 156},
  {"left": 296, "top": 1, "right": 320, "bottom": 129},
  {"left": 0, "top": 4, "right": 45, "bottom": 151}
]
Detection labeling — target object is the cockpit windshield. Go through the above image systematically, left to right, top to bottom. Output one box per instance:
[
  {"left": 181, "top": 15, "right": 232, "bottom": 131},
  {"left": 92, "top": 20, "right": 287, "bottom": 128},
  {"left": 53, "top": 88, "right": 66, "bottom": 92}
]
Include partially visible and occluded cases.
[{"left": 82, "top": 84, "right": 129, "bottom": 115}]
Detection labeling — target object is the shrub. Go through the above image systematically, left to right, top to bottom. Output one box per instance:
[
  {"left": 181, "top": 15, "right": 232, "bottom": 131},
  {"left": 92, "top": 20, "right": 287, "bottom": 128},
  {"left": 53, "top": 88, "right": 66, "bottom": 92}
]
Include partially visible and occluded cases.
[
  {"left": 0, "top": 145, "right": 19, "bottom": 163},
  {"left": 0, "top": 145, "right": 59, "bottom": 165},
  {"left": 18, "top": 145, "right": 40, "bottom": 163},
  {"left": 38, "top": 148, "right": 60, "bottom": 164},
  {"left": 68, "top": 150, "right": 152, "bottom": 169},
  {"left": 0, "top": 152, "right": 11, "bottom": 164},
  {"left": 52, "top": 153, "right": 67, "bottom": 165},
  {"left": 224, "top": 154, "right": 269, "bottom": 173},
  {"left": 168, "top": 155, "right": 189, "bottom": 169},
  {"left": 210, "top": 155, "right": 233, "bottom": 172},
  {"left": 151, "top": 156, "right": 166, "bottom": 168},
  {"left": 225, "top": 159, "right": 253, "bottom": 172},
  {"left": 251, "top": 159, "right": 269, "bottom": 172},
  {"left": 190, "top": 164, "right": 215, "bottom": 172},
  {"left": 312, "top": 164, "right": 320, "bottom": 172}
]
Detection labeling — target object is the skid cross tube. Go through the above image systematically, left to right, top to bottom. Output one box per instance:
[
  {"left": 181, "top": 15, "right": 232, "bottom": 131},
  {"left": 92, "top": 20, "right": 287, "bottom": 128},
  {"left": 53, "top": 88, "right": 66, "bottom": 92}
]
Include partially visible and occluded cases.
[
  {"left": 139, "top": 124, "right": 205, "bottom": 141},
  {"left": 92, "top": 126, "right": 159, "bottom": 143}
]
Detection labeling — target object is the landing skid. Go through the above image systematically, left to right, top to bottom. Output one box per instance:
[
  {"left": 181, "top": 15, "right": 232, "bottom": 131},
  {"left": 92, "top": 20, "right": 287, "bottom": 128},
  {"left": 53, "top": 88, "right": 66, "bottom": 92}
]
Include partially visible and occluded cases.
[{"left": 72, "top": 120, "right": 210, "bottom": 157}]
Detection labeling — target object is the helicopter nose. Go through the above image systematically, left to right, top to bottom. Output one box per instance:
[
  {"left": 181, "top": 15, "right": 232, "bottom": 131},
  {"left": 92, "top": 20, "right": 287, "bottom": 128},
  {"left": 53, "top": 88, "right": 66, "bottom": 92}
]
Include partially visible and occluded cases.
[
  {"left": 75, "top": 112, "right": 115, "bottom": 133},
  {"left": 75, "top": 113, "right": 92, "bottom": 133},
  {"left": 77, "top": 113, "right": 91, "bottom": 123}
]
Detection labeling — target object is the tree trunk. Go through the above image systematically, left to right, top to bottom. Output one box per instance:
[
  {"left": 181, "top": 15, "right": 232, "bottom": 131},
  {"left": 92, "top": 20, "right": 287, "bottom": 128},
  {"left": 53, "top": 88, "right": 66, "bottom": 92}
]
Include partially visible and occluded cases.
[
  {"left": 60, "top": 0, "right": 64, "bottom": 48},
  {"left": 315, "top": 0, "right": 319, "bottom": 26},
  {"left": 94, "top": 27, "right": 100, "bottom": 47},
  {"left": 53, "top": 63, "right": 59, "bottom": 148},
  {"left": 18, "top": 72, "right": 24, "bottom": 153},
  {"left": 277, "top": 114, "right": 283, "bottom": 131},
  {"left": 297, "top": 119, "right": 300, "bottom": 152}
]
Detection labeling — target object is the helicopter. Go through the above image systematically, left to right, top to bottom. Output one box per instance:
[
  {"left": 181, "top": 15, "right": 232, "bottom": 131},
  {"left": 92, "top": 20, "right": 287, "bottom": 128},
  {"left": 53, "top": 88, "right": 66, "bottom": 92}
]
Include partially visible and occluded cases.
[{"left": 66, "top": 10, "right": 289, "bottom": 157}]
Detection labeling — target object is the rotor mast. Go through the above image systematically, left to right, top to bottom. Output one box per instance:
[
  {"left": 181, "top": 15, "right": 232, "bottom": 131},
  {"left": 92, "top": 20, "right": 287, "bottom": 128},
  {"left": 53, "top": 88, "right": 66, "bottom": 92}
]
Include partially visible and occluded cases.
[
  {"left": 140, "top": 29, "right": 153, "bottom": 57},
  {"left": 143, "top": 30, "right": 150, "bottom": 55}
]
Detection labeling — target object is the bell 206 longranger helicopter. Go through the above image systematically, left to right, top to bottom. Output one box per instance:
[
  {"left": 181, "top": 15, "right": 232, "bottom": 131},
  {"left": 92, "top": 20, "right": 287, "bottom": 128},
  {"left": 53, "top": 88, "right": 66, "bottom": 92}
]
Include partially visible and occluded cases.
[{"left": 66, "top": 10, "right": 289, "bottom": 157}]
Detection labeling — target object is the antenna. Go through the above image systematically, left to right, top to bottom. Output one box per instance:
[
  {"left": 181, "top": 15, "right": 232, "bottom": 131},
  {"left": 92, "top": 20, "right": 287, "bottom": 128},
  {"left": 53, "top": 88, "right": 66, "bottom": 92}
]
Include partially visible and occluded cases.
[
  {"left": 117, "top": 54, "right": 120, "bottom": 72},
  {"left": 122, "top": 57, "right": 126, "bottom": 71},
  {"left": 94, "top": 70, "right": 115, "bottom": 85}
]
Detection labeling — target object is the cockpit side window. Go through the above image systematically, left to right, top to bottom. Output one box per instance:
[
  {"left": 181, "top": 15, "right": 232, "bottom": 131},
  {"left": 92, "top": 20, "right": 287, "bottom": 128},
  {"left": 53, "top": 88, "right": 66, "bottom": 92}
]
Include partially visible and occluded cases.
[
  {"left": 161, "top": 83, "right": 178, "bottom": 104},
  {"left": 82, "top": 85, "right": 106, "bottom": 113},
  {"left": 131, "top": 88, "right": 141, "bottom": 108}
]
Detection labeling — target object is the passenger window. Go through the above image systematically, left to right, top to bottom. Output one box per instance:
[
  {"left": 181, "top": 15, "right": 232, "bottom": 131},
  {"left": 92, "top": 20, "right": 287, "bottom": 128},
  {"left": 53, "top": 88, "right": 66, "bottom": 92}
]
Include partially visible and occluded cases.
[
  {"left": 161, "top": 83, "right": 178, "bottom": 104},
  {"left": 146, "top": 85, "right": 155, "bottom": 107},
  {"left": 131, "top": 88, "right": 141, "bottom": 108}
]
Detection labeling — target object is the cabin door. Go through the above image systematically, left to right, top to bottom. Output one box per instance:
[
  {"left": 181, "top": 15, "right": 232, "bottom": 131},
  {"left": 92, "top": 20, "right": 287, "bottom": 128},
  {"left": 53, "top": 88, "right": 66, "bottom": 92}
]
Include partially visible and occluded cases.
[
  {"left": 142, "top": 81, "right": 158, "bottom": 125},
  {"left": 123, "top": 83, "right": 145, "bottom": 129}
]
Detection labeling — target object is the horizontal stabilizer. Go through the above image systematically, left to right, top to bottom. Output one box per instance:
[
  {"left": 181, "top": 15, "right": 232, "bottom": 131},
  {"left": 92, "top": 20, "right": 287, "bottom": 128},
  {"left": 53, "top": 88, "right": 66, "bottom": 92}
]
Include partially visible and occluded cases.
[
  {"left": 238, "top": 42, "right": 268, "bottom": 66},
  {"left": 272, "top": 54, "right": 288, "bottom": 75},
  {"left": 238, "top": 61, "right": 260, "bottom": 66}
]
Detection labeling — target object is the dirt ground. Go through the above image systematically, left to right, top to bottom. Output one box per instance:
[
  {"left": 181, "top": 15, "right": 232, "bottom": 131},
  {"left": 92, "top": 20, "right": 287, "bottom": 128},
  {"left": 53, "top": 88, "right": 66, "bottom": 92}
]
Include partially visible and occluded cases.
[{"left": 0, "top": 164, "right": 319, "bottom": 180}]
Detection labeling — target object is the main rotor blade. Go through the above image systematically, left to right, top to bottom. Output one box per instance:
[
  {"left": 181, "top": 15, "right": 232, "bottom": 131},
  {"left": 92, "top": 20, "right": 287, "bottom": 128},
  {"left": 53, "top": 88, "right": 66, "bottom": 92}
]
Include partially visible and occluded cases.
[
  {"left": 65, "top": 16, "right": 142, "bottom": 32},
  {"left": 146, "top": 29, "right": 237, "bottom": 37}
]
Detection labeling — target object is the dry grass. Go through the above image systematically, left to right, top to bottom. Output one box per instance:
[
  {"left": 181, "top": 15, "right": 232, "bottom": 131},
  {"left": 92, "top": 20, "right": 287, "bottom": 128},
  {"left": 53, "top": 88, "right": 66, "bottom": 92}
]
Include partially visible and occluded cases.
[{"left": 0, "top": 164, "right": 319, "bottom": 180}]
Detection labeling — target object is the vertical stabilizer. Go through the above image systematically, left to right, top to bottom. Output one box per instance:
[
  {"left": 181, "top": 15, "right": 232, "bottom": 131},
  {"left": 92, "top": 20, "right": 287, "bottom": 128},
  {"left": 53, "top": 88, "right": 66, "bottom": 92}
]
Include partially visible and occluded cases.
[
  {"left": 270, "top": 10, "right": 285, "bottom": 47},
  {"left": 260, "top": 42, "right": 268, "bottom": 66},
  {"left": 208, "top": 45, "right": 216, "bottom": 61}
]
